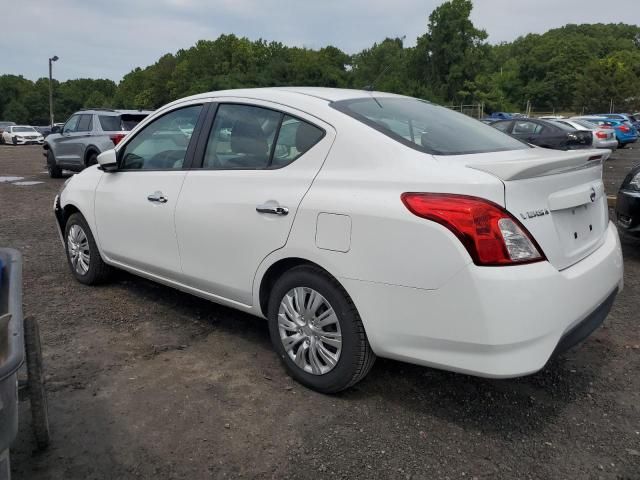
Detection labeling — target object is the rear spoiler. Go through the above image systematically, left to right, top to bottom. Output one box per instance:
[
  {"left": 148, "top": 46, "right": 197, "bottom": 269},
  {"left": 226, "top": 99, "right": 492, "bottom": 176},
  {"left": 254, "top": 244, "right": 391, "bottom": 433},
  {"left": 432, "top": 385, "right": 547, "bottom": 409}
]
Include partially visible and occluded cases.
[{"left": 467, "top": 149, "right": 610, "bottom": 181}]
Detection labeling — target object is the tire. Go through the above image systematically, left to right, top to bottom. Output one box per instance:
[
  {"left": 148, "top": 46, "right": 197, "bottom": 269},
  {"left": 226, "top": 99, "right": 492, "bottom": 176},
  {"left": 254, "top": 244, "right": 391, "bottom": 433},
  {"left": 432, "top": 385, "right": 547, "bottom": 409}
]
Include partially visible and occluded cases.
[
  {"left": 0, "top": 135, "right": 4, "bottom": 145},
  {"left": 618, "top": 142, "right": 627, "bottom": 149},
  {"left": 46, "top": 149, "right": 63, "bottom": 178},
  {"left": 85, "top": 151, "right": 98, "bottom": 168},
  {"left": 64, "top": 213, "right": 112, "bottom": 285},
  {"left": 267, "top": 265, "right": 375, "bottom": 393},
  {"left": 24, "top": 315, "right": 50, "bottom": 450}
]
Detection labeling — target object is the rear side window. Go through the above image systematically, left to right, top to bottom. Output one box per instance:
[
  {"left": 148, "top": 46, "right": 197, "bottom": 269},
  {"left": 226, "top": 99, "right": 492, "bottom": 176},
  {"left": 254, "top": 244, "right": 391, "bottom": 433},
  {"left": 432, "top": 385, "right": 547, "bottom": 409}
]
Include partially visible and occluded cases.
[
  {"left": 331, "top": 97, "right": 528, "bottom": 155},
  {"left": 202, "top": 105, "right": 324, "bottom": 169},
  {"left": 99, "top": 115, "right": 122, "bottom": 132},
  {"left": 271, "top": 115, "right": 324, "bottom": 168},
  {"left": 492, "top": 121, "right": 512, "bottom": 133},
  {"left": 513, "top": 121, "right": 544, "bottom": 135}
]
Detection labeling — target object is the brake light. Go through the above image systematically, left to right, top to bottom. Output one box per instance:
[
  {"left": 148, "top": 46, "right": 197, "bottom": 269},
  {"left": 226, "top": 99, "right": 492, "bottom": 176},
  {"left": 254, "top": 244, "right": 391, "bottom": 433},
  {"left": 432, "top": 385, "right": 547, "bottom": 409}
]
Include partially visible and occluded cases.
[
  {"left": 619, "top": 124, "right": 630, "bottom": 133},
  {"left": 595, "top": 131, "right": 608, "bottom": 139},
  {"left": 110, "top": 133, "right": 126, "bottom": 145},
  {"left": 401, "top": 193, "right": 545, "bottom": 266}
]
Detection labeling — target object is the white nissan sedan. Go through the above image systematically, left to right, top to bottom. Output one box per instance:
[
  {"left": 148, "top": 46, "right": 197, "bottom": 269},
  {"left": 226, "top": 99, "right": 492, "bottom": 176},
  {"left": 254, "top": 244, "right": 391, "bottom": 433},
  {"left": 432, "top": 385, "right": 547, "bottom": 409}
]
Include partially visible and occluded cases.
[{"left": 54, "top": 88, "right": 624, "bottom": 393}]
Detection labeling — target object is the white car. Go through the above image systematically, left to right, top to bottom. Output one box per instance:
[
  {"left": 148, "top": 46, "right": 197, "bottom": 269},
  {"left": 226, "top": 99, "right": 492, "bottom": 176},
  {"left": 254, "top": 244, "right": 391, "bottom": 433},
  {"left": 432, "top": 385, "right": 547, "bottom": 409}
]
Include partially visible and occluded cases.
[
  {"left": 54, "top": 88, "right": 624, "bottom": 393},
  {"left": 555, "top": 119, "right": 618, "bottom": 150},
  {"left": 1, "top": 125, "right": 44, "bottom": 145}
]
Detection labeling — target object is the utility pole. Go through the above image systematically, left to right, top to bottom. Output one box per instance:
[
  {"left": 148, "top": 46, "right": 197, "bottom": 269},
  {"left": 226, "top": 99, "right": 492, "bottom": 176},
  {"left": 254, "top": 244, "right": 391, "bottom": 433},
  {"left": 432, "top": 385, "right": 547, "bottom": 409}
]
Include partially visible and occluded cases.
[{"left": 48, "top": 56, "right": 59, "bottom": 126}]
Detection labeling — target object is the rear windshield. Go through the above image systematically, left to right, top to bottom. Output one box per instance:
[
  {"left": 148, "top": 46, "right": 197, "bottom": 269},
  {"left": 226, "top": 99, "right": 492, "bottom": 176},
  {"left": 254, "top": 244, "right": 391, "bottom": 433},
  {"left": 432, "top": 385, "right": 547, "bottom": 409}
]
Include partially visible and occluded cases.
[
  {"left": 331, "top": 97, "right": 528, "bottom": 155},
  {"left": 99, "top": 114, "right": 148, "bottom": 132},
  {"left": 549, "top": 121, "right": 575, "bottom": 131}
]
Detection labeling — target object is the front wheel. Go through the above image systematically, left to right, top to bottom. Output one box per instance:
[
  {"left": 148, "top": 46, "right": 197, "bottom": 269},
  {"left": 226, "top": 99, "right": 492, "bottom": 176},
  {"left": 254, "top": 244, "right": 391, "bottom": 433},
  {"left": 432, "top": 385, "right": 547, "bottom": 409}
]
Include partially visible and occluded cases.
[
  {"left": 46, "top": 150, "right": 63, "bottom": 178},
  {"left": 64, "top": 213, "right": 112, "bottom": 285},
  {"left": 267, "top": 265, "right": 375, "bottom": 393}
]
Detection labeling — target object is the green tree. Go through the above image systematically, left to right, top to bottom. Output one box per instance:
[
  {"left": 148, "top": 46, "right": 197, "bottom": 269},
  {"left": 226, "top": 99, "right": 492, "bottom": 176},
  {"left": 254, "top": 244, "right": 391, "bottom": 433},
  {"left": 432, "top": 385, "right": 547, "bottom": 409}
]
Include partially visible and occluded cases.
[
  {"left": 411, "top": 0, "right": 488, "bottom": 102},
  {"left": 3, "top": 100, "right": 29, "bottom": 124}
]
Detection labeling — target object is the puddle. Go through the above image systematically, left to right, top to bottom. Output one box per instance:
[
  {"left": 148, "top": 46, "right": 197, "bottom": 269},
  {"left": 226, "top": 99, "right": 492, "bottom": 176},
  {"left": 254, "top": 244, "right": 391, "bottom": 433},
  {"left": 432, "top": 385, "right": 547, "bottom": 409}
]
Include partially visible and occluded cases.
[
  {"left": 0, "top": 176, "right": 24, "bottom": 183},
  {"left": 13, "top": 181, "right": 44, "bottom": 186}
]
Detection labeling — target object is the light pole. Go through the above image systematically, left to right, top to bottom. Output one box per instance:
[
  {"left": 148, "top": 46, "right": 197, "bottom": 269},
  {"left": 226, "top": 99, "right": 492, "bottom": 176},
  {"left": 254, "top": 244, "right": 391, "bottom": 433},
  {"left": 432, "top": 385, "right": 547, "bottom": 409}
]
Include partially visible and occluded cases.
[{"left": 48, "top": 55, "right": 59, "bottom": 126}]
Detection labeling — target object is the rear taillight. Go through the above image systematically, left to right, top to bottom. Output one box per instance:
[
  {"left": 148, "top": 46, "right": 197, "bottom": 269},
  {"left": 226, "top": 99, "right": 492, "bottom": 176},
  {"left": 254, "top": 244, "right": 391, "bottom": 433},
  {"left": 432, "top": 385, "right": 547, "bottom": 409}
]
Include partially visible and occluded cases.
[
  {"left": 619, "top": 125, "right": 630, "bottom": 133},
  {"left": 595, "top": 131, "right": 608, "bottom": 139},
  {"left": 110, "top": 133, "right": 126, "bottom": 145},
  {"left": 401, "top": 193, "right": 545, "bottom": 266}
]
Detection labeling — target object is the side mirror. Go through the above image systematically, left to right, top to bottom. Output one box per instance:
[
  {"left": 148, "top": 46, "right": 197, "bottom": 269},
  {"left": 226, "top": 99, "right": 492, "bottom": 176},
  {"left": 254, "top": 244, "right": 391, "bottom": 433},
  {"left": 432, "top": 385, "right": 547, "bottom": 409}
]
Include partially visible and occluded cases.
[
  {"left": 51, "top": 125, "right": 61, "bottom": 134},
  {"left": 97, "top": 149, "right": 118, "bottom": 172}
]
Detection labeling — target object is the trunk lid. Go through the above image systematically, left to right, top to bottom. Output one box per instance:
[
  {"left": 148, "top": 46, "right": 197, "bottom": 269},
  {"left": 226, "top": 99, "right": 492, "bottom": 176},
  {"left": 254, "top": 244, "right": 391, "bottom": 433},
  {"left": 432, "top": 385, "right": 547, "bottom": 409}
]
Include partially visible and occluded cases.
[{"left": 436, "top": 148, "right": 610, "bottom": 270}]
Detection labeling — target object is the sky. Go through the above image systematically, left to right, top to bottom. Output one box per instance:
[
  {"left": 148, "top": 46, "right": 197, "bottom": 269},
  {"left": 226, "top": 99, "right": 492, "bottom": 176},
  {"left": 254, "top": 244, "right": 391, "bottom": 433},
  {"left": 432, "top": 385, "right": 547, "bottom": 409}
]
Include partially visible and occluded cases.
[{"left": 4, "top": 0, "right": 640, "bottom": 82}]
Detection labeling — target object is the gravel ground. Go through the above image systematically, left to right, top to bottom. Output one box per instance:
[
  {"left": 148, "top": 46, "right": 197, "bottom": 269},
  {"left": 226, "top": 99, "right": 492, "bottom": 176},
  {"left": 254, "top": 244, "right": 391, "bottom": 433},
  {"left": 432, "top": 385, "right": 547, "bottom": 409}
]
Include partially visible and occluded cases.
[{"left": 1, "top": 144, "right": 639, "bottom": 480}]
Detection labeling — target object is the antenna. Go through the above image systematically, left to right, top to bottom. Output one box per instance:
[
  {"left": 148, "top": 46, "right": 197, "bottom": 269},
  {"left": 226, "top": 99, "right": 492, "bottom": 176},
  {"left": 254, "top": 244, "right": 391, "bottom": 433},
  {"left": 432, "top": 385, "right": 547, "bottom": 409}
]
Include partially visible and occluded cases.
[{"left": 363, "top": 64, "right": 392, "bottom": 92}]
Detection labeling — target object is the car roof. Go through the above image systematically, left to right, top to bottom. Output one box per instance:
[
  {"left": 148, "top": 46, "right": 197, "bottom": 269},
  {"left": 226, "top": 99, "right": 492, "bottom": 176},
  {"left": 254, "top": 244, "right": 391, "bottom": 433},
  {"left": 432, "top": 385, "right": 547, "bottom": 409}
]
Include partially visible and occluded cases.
[
  {"left": 160, "top": 87, "right": 406, "bottom": 110},
  {"left": 74, "top": 108, "right": 154, "bottom": 116}
]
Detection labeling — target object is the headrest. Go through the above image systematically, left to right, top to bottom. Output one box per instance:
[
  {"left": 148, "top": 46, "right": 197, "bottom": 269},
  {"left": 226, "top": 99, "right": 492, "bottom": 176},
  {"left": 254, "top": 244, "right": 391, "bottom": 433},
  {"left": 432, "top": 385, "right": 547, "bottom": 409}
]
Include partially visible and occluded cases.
[{"left": 230, "top": 118, "right": 268, "bottom": 156}]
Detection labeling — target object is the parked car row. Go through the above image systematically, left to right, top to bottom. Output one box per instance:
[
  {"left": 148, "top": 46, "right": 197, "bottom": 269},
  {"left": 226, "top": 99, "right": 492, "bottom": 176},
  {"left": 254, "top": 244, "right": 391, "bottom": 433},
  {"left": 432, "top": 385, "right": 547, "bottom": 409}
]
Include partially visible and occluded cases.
[
  {"left": 53, "top": 88, "right": 623, "bottom": 393},
  {"left": 488, "top": 113, "right": 638, "bottom": 151},
  {"left": 490, "top": 118, "right": 594, "bottom": 150}
]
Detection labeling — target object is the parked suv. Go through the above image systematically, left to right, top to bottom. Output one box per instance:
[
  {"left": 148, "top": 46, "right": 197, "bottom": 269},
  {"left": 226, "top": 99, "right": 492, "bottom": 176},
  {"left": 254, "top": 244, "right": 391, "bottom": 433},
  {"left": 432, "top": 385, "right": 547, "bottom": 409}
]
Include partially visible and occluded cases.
[{"left": 43, "top": 109, "right": 152, "bottom": 178}]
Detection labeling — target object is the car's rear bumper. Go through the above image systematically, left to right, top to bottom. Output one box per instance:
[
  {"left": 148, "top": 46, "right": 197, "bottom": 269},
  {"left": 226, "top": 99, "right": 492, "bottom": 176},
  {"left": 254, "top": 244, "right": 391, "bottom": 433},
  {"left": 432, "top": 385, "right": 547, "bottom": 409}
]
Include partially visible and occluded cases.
[
  {"left": 594, "top": 139, "right": 618, "bottom": 150},
  {"left": 616, "top": 189, "right": 640, "bottom": 236},
  {"left": 343, "top": 222, "right": 623, "bottom": 378}
]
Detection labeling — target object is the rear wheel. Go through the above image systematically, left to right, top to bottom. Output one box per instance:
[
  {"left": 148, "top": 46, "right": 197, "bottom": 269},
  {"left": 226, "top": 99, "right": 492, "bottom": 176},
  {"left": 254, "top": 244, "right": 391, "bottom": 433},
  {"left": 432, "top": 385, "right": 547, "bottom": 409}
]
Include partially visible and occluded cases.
[
  {"left": 46, "top": 150, "right": 63, "bottom": 178},
  {"left": 64, "top": 213, "right": 112, "bottom": 285},
  {"left": 267, "top": 265, "right": 375, "bottom": 393}
]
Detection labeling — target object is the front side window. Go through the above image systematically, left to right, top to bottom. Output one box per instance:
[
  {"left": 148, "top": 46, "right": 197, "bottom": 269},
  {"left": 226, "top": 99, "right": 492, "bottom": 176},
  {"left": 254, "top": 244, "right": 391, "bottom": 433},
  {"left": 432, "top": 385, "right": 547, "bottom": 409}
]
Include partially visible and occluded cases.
[
  {"left": 332, "top": 97, "right": 528, "bottom": 155},
  {"left": 118, "top": 105, "right": 202, "bottom": 170},
  {"left": 76, "top": 114, "right": 93, "bottom": 132},
  {"left": 63, "top": 115, "right": 80, "bottom": 134}
]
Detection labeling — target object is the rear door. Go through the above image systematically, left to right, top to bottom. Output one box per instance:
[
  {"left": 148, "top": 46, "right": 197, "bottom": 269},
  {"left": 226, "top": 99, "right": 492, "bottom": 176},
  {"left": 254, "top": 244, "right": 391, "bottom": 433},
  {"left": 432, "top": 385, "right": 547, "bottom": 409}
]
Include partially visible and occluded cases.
[{"left": 175, "top": 100, "right": 334, "bottom": 305}]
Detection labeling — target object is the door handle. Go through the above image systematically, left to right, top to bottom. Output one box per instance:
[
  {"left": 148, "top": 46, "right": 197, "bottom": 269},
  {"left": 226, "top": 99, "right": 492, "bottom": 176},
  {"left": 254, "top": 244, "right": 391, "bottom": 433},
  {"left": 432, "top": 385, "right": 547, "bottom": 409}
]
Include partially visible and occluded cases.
[
  {"left": 147, "top": 191, "right": 168, "bottom": 204},
  {"left": 256, "top": 203, "right": 289, "bottom": 216}
]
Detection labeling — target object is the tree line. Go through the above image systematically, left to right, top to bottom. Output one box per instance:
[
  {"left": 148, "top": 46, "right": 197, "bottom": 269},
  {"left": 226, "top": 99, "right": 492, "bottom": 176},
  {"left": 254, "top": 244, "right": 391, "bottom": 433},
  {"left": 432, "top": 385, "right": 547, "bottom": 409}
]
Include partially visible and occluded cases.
[{"left": 2, "top": 0, "right": 639, "bottom": 125}]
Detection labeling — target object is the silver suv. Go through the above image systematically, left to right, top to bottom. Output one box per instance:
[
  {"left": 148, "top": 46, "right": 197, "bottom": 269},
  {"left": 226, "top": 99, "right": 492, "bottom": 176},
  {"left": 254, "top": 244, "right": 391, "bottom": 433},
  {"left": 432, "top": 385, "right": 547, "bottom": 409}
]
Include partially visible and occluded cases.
[{"left": 43, "top": 109, "right": 152, "bottom": 178}]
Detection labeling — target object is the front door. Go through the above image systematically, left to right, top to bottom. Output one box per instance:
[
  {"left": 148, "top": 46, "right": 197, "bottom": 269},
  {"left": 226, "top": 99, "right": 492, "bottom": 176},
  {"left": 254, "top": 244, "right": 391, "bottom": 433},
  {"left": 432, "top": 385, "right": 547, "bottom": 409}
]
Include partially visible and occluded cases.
[
  {"left": 175, "top": 101, "right": 334, "bottom": 305},
  {"left": 94, "top": 103, "right": 205, "bottom": 279},
  {"left": 55, "top": 114, "right": 81, "bottom": 164}
]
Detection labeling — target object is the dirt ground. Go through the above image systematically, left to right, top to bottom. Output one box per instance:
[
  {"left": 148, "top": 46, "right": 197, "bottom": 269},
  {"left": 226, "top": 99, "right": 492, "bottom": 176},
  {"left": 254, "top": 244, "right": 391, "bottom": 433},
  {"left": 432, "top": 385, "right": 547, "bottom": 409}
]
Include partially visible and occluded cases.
[{"left": 1, "top": 144, "right": 639, "bottom": 480}]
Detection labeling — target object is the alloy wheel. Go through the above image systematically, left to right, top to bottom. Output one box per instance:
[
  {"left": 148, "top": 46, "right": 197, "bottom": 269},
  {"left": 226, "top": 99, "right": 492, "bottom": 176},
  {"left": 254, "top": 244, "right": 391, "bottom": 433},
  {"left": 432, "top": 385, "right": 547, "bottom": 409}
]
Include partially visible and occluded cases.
[
  {"left": 67, "top": 224, "right": 90, "bottom": 275},
  {"left": 278, "top": 287, "right": 342, "bottom": 375}
]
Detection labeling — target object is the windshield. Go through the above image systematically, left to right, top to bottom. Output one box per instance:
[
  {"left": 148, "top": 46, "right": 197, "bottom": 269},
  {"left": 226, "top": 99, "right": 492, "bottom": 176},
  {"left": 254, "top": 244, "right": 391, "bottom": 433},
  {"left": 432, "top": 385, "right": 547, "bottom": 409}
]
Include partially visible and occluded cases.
[
  {"left": 331, "top": 97, "right": 528, "bottom": 155},
  {"left": 13, "top": 127, "right": 36, "bottom": 133}
]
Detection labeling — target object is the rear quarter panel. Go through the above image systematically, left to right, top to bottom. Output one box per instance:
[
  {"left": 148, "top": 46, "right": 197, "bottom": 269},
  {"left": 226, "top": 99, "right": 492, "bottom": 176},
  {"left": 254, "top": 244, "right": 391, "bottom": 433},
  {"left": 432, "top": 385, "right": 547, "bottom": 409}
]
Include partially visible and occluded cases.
[{"left": 256, "top": 120, "right": 506, "bottom": 301}]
